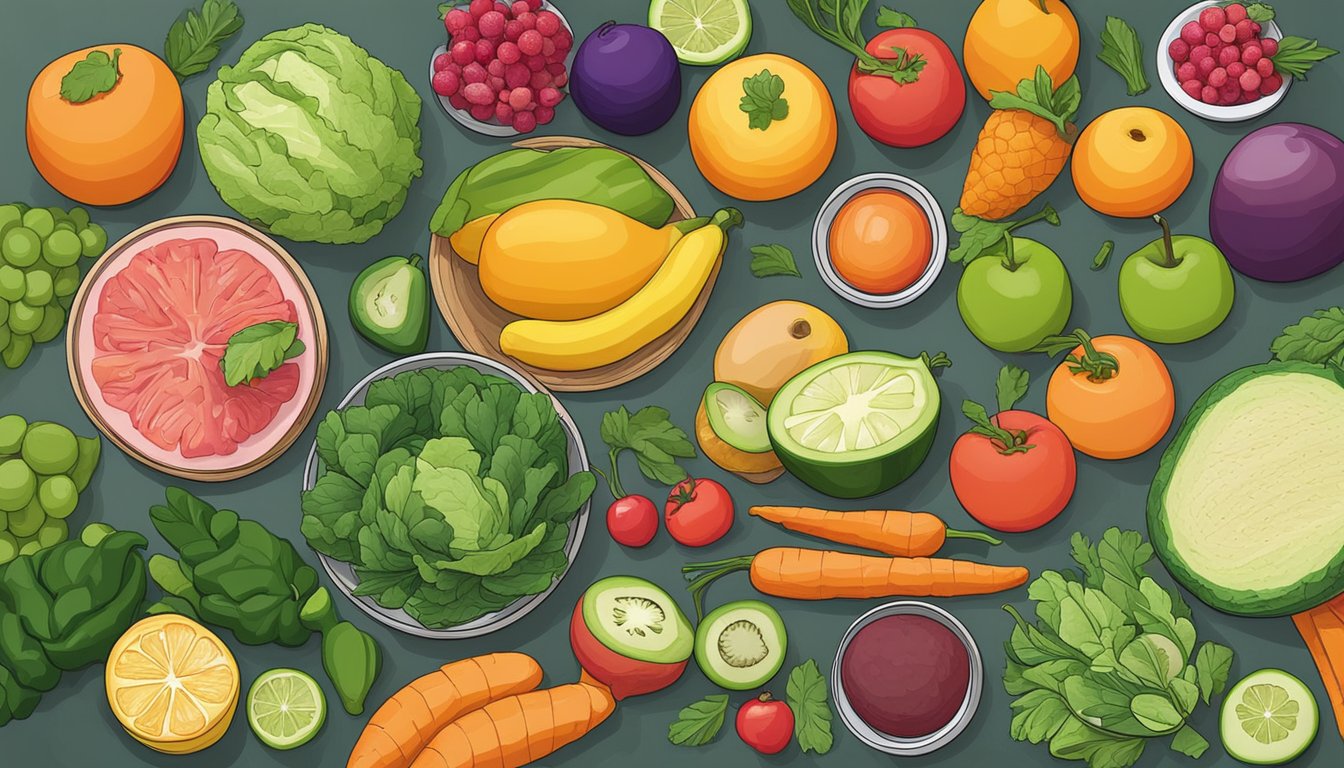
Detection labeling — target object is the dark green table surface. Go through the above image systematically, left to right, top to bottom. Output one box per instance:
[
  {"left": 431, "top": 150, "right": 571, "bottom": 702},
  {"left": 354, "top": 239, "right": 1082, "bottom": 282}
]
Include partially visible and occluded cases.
[{"left": 5, "top": 0, "right": 1344, "bottom": 765}]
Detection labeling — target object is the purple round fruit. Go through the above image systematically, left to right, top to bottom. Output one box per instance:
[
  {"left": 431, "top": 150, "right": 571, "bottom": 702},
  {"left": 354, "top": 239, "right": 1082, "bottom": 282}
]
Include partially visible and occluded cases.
[
  {"left": 570, "top": 21, "right": 681, "bottom": 136},
  {"left": 1210, "top": 123, "right": 1344, "bottom": 282}
]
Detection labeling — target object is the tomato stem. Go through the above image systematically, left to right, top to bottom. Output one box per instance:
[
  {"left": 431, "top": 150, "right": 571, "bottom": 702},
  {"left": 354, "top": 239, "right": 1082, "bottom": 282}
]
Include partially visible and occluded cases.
[
  {"left": 1152, "top": 215, "right": 1183, "bottom": 269},
  {"left": 1034, "top": 329, "right": 1120, "bottom": 382}
]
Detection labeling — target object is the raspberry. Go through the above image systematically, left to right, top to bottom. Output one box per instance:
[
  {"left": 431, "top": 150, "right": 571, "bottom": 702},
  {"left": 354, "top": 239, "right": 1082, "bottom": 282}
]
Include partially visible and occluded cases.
[
  {"left": 469, "top": 0, "right": 493, "bottom": 19},
  {"left": 511, "top": 0, "right": 530, "bottom": 16},
  {"left": 527, "top": 0, "right": 543, "bottom": 10},
  {"left": 494, "top": 1, "right": 510, "bottom": 13},
  {"left": 1225, "top": 3, "right": 1248, "bottom": 24},
  {"left": 1199, "top": 6, "right": 1226, "bottom": 31},
  {"left": 445, "top": 9, "right": 471, "bottom": 35},
  {"left": 478, "top": 10, "right": 506, "bottom": 39},
  {"left": 517, "top": 11, "right": 537, "bottom": 31},
  {"left": 536, "top": 11, "right": 562, "bottom": 37},
  {"left": 1234, "top": 18, "right": 1256, "bottom": 42},
  {"left": 505, "top": 20, "right": 524, "bottom": 41},
  {"left": 1181, "top": 21, "right": 1204, "bottom": 45},
  {"left": 1218, "top": 24, "right": 1237, "bottom": 43},
  {"left": 458, "top": 26, "right": 481, "bottom": 43},
  {"left": 518, "top": 29, "right": 544, "bottom": 56},
  {"left": 554, "top": 30, "right": 573, "bottom": 52},
  {"left": 1205, "top": 32, "right": 1220, "bottom": 47},
  {"left": 1260, "top": 37, "right": 1278, "bottom": 57},
  {"left": 475, "top": 38, "right": 496, "bottom": 64},
  {"left": 542, "top": 38, "right": 556, "bottom": 57},
  {"left": 1169, "top": 39, "right": 1191, "bottom": 62},
  {"left": 451, "top": 40, "right": 476, "bottom": 66},
  {"left": 1190, "top": 44, "right": 1212, "bottom": 63},
  {"left": 1218, "top": 45, "right": 1240, "bottom": 66},
  {"left": 1241, "top": 45, "right": 1262, "bottom": 65},
  {"left": 434, "top": 53, "right": 454, "bottom": 72},
  {"left": 525, "top": 53, "right": 546, "bottom": 72},
  {"left": 1197, "top": 56, "right": 1217, "bottom": 76},
  {"left": 1256, "top": 57, "right": 1274, "bottom": 77},
  {"left": 487, "top": 58, "right": 505, "bottom": 77},
  {"left": 463, "top": 61, "right": 487, "bottom": 84},
  {"left": 546, "top": 61, "right": 566, "bottom": 76},
  {"left": 1176, "top": 61, "right": 1198, "bottom": 82},
  {"left": 1227, "top": 61, "right": 1247, "bottom": 78},
  {"left": 505, "top": 62, "right": 530, "bottom": 88},
  {"left": 1208, "top": 67, "right": 1228, "bottom": 87},
  {"left": 432, "top": 69, "right": 460, "bottom": 96},
  {"left": 1239, "top": 69, "right": 1262, "bottom": 91},
  {"left": 530, "top": 70, "right": 551, "bottom": 90},
  {"left": 552, "top": 70, "right": 568, "bottom": 88},
  {"left": 1260, "top": 72, "right": 1283, "bottom": 95},
  {"left": 489, "top": 75, "right": 505, "bottom": 92},
  {"left": 1181, "top": 79, "right": 1204, "bottom": 99},
  {"left": 463, "top": 82, "right": 494, "bottom": 105},
  {"left": 1220, "top": 83, "right": 1242, "bottom": 104},
  {"left": 1201, "top": 84, "right": 1219, "bottom": 103},
  {"left": 508, "top": 86, "right": 533, "bottom": 110},
  {"left": 538, "top": 86, "right": 562, "bottom": 107},
  {"left": 1243, "top": 89, "right": 1262, "bottom": 102},
  {"left": 448, "top": 93, "right": 469, "bottom": 111},
  {"left": 495, "top": 101, "right": 514, "bottom": 124},
  {"left": 471, "top": 103, "right": 496, "bottom": 122},
  {"left": 535, "top": 105, "right": 555, "bottom": 125},
  {"left": 513, "top": 110, "right": 538, "bottom": 134}
]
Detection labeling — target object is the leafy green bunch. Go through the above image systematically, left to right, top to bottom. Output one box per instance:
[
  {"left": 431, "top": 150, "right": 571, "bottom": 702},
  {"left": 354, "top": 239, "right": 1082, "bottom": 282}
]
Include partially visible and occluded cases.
[
  {"left": 301, "top": 366, "right": 595, "bottom": 630},
  {"left": 1003, "top": 529, "right": 1234, "bottom": 768}
]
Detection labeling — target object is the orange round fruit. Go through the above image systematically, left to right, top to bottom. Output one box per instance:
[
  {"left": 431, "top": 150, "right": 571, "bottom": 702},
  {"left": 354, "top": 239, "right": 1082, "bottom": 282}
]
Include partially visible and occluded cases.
[
  {"left": 964, "top": 0, "right": 1079, "bottom": 100},
  {"left": 27, "top": 44, "right": 184, "bottom": 206},
  {"left": 1072, "top": 107, "right": 1194, "bottom": 218},
  {"left": 828, "top": 189, "right": 932, "bottom": 294},
  {"left": 714, "top": 301, "right": 848, "bottom": 405},
  {"left": 1045, "top": 335, "right": 1175, "bottom": 460}
]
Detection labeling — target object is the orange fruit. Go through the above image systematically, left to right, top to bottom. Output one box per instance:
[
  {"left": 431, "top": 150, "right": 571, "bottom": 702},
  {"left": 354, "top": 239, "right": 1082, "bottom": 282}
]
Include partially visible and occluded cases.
[
  {"left": 964, "top": 0, "right": 1079, "bottom": 100},
  {"left": 27, "top": 44, "right": 184, "bottom": 206},
  {"left": 1072, "top": 107, "right": 1194, "bottom": 218},
  {"left": 828, "top": 189, "right": 932, "bottom": 294},
  {"left": 714, "top": 301, "right": 848, "bottom": 405},
  {"left": 1045, "top": 335, "right": 1175, "bottom": 460}
]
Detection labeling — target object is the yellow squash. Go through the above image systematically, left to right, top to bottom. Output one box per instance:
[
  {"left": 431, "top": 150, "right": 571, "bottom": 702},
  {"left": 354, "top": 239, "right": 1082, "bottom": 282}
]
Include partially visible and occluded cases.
[
  {"left": 476, "top": 200, "right": 718, "bottom": 321},
  {"left": 499, "top": 208, "right": 743, "bottom": 371}
]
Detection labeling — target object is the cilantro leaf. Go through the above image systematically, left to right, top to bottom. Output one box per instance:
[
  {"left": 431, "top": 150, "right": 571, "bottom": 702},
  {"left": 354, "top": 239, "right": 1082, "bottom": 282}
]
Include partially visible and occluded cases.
[
  {"left": 164, "top": 0, "right": 244, "bottom": 83},
  {"left": 1240, "top": 2, "right": 1276, "bottom": 23},
  {"left": 876, "top": 8, "right": 917, "bottom": 28},
  {"left": 1097, "top": 16, "right": 1149, "bottom": 96},
  {"left": 60, "top": 48, "right": 122, "bottom": 103},
  {"left": 740, "top": 69, "right": 789, "bottom": 130},
  {"left": 949, "top": 202, "right": 1060, "bottom": 263},
  {"left": 749, "top": 244, "right": 801, "bottom": 278},
  {"left": 1270, "top": 307, "right": 1344, "bottom": 366},
  {"left": 219, "top": 321, "right": 305, "bottom": 387},
  {"left": 996, "top": 364, "right": 1030, "bottom": 412},
  {"left": 599, "top": 405, "right": 695, "bottom": 498},
  {"left": 1193, "top": 642, "right": 1234, "bottom": 704},
  {"left": 787, "top": 659, "right": 834, "bottom": 754},
  {"left": 667, "top": 695, "right": 729, "bottom": 746}
]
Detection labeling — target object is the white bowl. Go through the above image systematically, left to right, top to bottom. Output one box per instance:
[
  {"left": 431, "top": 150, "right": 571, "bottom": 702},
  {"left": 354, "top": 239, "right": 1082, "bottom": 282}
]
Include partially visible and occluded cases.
[
  {"left": 1157, "top": 0, "right": 1287, "bottom": 122},
  {"left": 430, "top": 1, "right": 575, "bottom": 137},
  {"left": 812, "top": 173, "right": 947, "bottom": 309},
  {"left": 301, "top": 352, "right": 590, "bottom": 639}
]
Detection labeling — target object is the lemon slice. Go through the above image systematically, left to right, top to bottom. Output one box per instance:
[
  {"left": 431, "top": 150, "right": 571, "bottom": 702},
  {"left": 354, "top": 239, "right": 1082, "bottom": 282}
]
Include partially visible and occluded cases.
[
  {"left": 649, "top": 0, "right": 753, "bottom": 66},
  {"left": 105, "top": 614, "right": 239, "bottom": 754},
  {"left": 247, "top": 668, "right": 327, "bottom": 750}
]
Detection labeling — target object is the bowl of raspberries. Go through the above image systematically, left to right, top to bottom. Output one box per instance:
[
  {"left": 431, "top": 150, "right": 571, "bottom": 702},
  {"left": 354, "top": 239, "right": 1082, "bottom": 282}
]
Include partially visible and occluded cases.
[
  {"left": 431, "top": 0, "right": 574, "bottom": 136},
  {"left": 1158, "top": 1, "right": 1288, "bottom": 121}
]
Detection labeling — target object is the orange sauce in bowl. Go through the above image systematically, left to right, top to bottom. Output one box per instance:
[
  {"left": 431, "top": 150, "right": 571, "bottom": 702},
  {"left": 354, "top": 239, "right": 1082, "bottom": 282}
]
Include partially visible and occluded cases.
[{"left": 828, "top": 189, "right": 932, "bottom": 295}]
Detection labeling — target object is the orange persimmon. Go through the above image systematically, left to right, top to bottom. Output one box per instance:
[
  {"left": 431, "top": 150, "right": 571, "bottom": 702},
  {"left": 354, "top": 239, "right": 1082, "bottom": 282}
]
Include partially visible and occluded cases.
[{"left": 27, "top": 44, "right": 183, "bottom": 206}]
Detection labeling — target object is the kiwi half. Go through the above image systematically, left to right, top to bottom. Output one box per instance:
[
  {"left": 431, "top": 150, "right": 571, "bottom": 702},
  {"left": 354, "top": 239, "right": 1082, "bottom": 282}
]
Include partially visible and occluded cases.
[
  {"left": 703, "top": 383, "right": 772, "bottom": 453},
  {"left": 694, "top": 600, "right": 788, "bottom": 690}
]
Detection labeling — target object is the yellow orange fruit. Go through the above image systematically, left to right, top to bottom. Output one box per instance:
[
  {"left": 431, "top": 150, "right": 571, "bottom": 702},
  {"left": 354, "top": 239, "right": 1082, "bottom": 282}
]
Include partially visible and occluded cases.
[
  {"left": 964, "top": 0, "right": 1079, "bottom": 100},
  {"left": 1072, "top": 107, "right": 1194, "bottom": 218},
  {"left": 829, "top": 189, "right": 933, "bottom": 294},
  {"left": 714, "top": 301, "right": 848, "bottom": 405},
  {"left": 695, "top": 401, "right": 784, "bottom": 482},
  {"left": 105, "top": 614, "right": 239, "bottom": 754}
]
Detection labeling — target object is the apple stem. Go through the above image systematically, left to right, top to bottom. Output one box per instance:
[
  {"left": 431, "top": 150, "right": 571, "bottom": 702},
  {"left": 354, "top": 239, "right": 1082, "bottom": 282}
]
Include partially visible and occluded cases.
[
  {"left": 1034, "top": 0, "right": 1049, "bottom": 12},
  {"left": 1153, "top": 215, "right": 1183, "bottom": 269},
  {"left": 1001, "top": 231, "right": 1022, "bottom": 272}
]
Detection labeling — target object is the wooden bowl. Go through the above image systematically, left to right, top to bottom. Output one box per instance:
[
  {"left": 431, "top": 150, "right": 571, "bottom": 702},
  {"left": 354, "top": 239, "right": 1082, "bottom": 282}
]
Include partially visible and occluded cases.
[
  {"left": 429, "top": 135, "right": 712, "bottom": 392},
  {"left": 66, "top": 216, "right": 328, "bottom": 482}
]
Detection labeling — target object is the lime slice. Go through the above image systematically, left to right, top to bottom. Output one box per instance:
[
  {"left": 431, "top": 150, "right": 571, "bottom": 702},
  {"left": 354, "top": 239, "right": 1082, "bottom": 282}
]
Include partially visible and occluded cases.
[
  {"left": 649, "top": 0, "right": 752, "bottom": 66},
  {"left": 247, "top": 668, "right": 327, "bottom": 750},
  {"left": 1220, "top": 668, "right": 1318, "bottom": 765}
]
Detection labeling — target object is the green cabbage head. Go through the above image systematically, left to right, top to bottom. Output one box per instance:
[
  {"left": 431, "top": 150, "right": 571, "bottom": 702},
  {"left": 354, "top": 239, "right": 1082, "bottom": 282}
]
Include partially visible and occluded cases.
[{"left": 198, "top": 24, "right": 423, "bottom": 245}]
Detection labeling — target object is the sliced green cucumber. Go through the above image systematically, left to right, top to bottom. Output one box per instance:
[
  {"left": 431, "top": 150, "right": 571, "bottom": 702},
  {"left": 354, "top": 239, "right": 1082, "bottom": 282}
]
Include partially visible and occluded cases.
[
  {"left": 703, "top": 382, "right": 771, "bottom": 453},
  {"left": 1220, "top": 668, "right": 1318, "bottom": 765}
]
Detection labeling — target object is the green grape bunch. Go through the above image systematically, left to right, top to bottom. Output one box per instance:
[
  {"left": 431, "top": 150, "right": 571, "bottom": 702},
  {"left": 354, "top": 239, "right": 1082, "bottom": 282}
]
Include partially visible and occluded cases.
[
  {"left": 0, "top": 203, "right": 108, "bottom": 369},
  {"left": 0, "top": 415, "right": 100, "bottom": 563}
]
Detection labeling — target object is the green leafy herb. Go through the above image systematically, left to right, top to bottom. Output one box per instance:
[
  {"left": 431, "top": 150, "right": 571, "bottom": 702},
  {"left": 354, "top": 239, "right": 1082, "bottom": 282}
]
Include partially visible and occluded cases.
[
  {"left": 164, "top": 0, "right": 244, "bottom": 82},
  {"left": 787, "top": 1, "right": 926, "bottom": 84},
  {"left": 1230, "top": 2, "right": 1276, "bottom": 23},
  {"left": 1097, "top": 16, "right": 1148, "bottom": 96},
  {"left": 1272, "top": 36, "right": 1340, "bottom": 80},
  {"left": 60, "top": 48, "right": 122, "bottom": 103},
  {"left": 988, "top": 66, "right": 1081, "bottom": 138},
  {"left": 740, "top": 69, "right": 790, "bottom": 130},
  {"left": 950, "top": 201, "right": 1061, "bottom": 264},
  {"left": 1091, "top": 240, "right": 1115, "bottom": 271},
  {"left": 749, "top": 244, "right": 801, "bottom": 278},
  {"left": 1270, "top": 307, "right": 1344, "bottom": 366},
  {"left": 219, "top": 320, "right": 305, "bottom": 387},
  {"left": 1033, "top": 329, "right": 1120, "bottom": 383},
  {"left": 996, "top": 364, "right": 1030, "bottom": 412},
  {"left": 961, "top": 365, "right": 1033, "bottom": 455},
  {"left": 598, "top": 405, "right": 696, "bottom": 499},
  {"left": 1003, "top": 528, "right": 1234, "bottom": 768},
  {"left": 787, "top": 659, "right": 834, "bottom": 754},
  {"left": 668, "top": 695, "right": 729, "bottom": 746}
]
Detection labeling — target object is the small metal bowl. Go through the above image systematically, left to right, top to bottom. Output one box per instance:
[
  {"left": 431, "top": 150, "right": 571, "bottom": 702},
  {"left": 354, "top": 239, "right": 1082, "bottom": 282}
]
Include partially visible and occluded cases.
[
  {"left": 1157, "top": 0, "right": 1287, "bottom": 123},
  {"left": 430, "top": 1, "right": 576, "bottom": 138},
  {"left": 812, "top": 173, "right": 947, "bottom": 309},
  {"left": 301, "top": 352, "right": 590, "bottom": 639},
  {"left": 831, "top": 601, "right": 983, "bottom": 756}
]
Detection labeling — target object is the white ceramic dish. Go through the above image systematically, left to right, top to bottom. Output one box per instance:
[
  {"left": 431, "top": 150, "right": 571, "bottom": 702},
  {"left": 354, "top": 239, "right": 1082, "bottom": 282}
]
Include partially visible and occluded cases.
[
  {"left": 1157, "top": 0, "right": 1287, "bottom": 122},
  {"left": 430, "top": 1, "right": 575, "bottom": 137},
  {"left": 812, "top": 173, "right": 947, "bottom": 309},
  {"left": 301, "top": 352, "right": 590, "bottom": 639},
  {"left": 832, "top": 601, "right": 983, "bottom": 756}
]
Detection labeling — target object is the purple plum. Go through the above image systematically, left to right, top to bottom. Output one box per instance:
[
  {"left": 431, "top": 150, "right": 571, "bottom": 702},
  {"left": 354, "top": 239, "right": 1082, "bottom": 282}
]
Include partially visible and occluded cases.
[{"left": 570, "top": 22, "right": 681, "bottom": 136}]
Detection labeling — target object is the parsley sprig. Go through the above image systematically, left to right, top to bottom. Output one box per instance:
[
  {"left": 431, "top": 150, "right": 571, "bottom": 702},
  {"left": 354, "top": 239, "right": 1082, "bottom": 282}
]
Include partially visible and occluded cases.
[{"left": 786, "top": 1, "right": 927, "bottom": 84}]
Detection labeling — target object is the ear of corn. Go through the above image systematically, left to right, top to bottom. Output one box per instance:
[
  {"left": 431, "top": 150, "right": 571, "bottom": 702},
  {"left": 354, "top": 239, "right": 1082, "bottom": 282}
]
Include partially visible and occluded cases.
[{"left": 960, "top": 66, "right": 1081, "bottom": 221}]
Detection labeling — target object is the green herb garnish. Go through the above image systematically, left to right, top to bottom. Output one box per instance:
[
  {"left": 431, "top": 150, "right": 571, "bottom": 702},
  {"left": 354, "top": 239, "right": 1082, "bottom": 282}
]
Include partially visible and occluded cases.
[
  {"left": 164, "top": 0, "right": 244, "bottom": 82},
  {"left": 787, "top": 1, "right": 926, "bottom": 84},
  {"left": 1097, "top": 16, "right": 1149, "bottom": 95},
  {"left": 1272, "top": 36, "right": 1340, "bottom": 80},
  {"left": 60, "top": 48, "right": 122, "bottom": 103},
  {"left": 740, "top": 69, "right": 790, "bottom": 130},
  {"left": 950, "top": 202, "right": 1061, "bottom": 264},
  {"left": 1091, "top": 240, "right": 1115, "bottom": 271},
  {"left": 749, "top": 244, "right": 802, "bottom": 278},
  {"left": 1270, "top": 307, "right": 1344, "bottom": 366},
  {"left": 219, "top": 320, "right": 305, "bottom": 387},
  {"left": 598, "top": 405, "right": 696, "bottom": 499},
  {"left": 787, "top": 659, "right": 834, "bottom": 754},
  {"left": 667, "top": 695, "right": 729, "bottom": 746}
]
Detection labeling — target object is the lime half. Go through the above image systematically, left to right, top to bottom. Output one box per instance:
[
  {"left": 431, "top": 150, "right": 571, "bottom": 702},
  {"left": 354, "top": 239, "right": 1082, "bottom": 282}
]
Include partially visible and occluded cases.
[
  {"left": 649, "top": 0, "right": 752, "bottom": 66},
  {"left": 767, "top": 351, "right": 941, "bottom": 498},
  {"left": 247, "top": 668, "right": 327, "bottom": 750},
  {"left": 1220, "top": 668, "right": 1318, "bottom": 765}
]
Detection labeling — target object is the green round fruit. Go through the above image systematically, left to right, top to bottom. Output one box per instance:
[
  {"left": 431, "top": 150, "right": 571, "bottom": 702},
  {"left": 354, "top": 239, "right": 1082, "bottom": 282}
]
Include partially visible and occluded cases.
[
  {"left": 649, "top": 0, "right": 753, "bottom": 66},
  {"left": 0, "top": 206, "right": 21, "bottom": 233},
  {"left": 21, "top": 209, "right": 54, "bottom": 240},
  {"left": 79, "top": 224, "right": 108, "bottom": 258},
  {"left": 2, "top": 228, "right": 41, "bottom": 269},
  {"left": 42, "top": 229, "right": 83, "bottom": 269},
  {"left": 1119, "top": 231, "right": 1235, "bottom": 345},
  {"left": 957, "top": 235, "right": 1072, "bottom": 352},
  {"left": 0, "top": 265, "right": 24, "bottom": 302},
  {"left": 53, "top": 266, "right": 81, "bottom": 298},
  {"left": 24, "top": 270, "right": 53, "bottom": 307},
  {"left": 0, "top": 298, "right": 7, "bottom": 326},
  {"left": 8, "top": 302, "right": 41, "bottom": 336},
  {"left": 32, "top": 305, "right": 65, "bottom": 344},
  {"left": 0, "top": 327, "right": 8, "bottom": 354},
  {"left": 2, "top": 333, "right": 32, "bottom": 369},
  {"left": 767, "top": 351, "right": 941, "bottom": 498},
  {"left": 703, "top": 382, "right": 771, "bottom": 453},
  {"left": 0, "top": 414, "right": 27, "bottom": 455},
  {"left": 22, "top": 422, "right": 78, "bottom": 475},
  {"left": 69, "top": 436, "right": 101, "bottom": 491},
  {"left": 0, "top": 459, "right": 36, "bottom": 512},
  {"left": 37, "top": 476, "right": 77, "bottom": 519},
  {"left": 9, "top": 498, "right": 46, "bottom": 538},
  {"left": 34, "top": 518, "right": 67, "bottom": 549},
  {"left": 0, "top": 532, "right": 17, "bottom": 565},
  {"left": 17, "top": 538, "right": 41, "bottom": 557},
  {"left": 581, "top": 576, "right": 695, "bottom": 664},
  {"left": 694, "top": 600, "right": 787, "bottom": 691},
  {"left": 248, "top": 667, "right": 327, "bottom": 750},
  {"left": 1220, "top": 668, "right": 1318, "bottom": 765}
]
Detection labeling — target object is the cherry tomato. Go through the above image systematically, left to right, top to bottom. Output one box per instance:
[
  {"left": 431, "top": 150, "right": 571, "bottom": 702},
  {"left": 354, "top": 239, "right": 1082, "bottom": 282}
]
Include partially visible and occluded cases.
[
  {"left": 848, "top": 28, "right": 966, "bottom": 148},
  {"left": 949, "top": 410, "right": 1076, "bottom": 532},
  {"left": 664, "top": 477, "right": 733, "bottom": 547},
  {"left": 606, "top": 495, "right": 658, "bottom": 547},
  {"left": 736, "top": 693, "right": 794, "bottom": 755}
]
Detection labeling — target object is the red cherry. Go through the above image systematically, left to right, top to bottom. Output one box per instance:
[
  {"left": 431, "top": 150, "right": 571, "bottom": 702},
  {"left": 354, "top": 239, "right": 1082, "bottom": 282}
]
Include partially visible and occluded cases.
[
  {"left": 1199, "top": 6, "right": 1227, "bottom": 31},
  {"left": 445, "top": 8, "right": 471, "bottom": 35},
  {"left": 478, "top": 10, "right": 506, "bottom": 38},
  {"left": 1235, "top": 19, "right": 1257, "bottom": 41},
  {"left": 1168, "top": 39, "right": 1191, "bottom": 62},
  {"left": 1197, "top": 56, "right": 1217, "bottom": 76},
  {"left": 1176, "top": 61, "right": 1198, "bottom": 82},
  {"left": 1227, "top": 61, "right": 1247, "bottom": 78},
  {"left": 1207, "top": 67, "right": 1228, "bottom": 87},
  {"left": 432, "top": 69, "right": 460, "bottom": 96},
  {"left": 1239, "top": 69, "right": 1262, "bottom": 91},
  {"left": 1260, "top": 72, "right": 1283, "bottom": 95},
  {"left": 1201, "top": 84, "right": 1220, "bottom": 103},
  {"left": 494, "top": 101, "right": 515, "bottom": 123},
  {"left": 535, "top": 105, "right": 556, "bottom": 124},
  {"left": 606, "top": 495, "right": 657, "bottom": 547},
  {"left": 737, "top": 695, "right": 795, "bottom": 755}
]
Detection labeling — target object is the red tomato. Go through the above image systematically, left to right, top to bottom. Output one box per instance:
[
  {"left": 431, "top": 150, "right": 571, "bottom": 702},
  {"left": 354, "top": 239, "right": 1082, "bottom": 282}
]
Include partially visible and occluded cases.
[
  {"left": 848, "top": 28, "right": 966, "bottom": 148},
  {"left": 949, "top": 410, "right": 1076, "bottom": 532},
  {"left": 664, "top": 477, "right": 733, "bottom": 547},
  {"left": 607, "top": 495, "right": 658, "bottom": 547},
  {"left": 736, "top": 694, "right": 794, "bottom": 755}
]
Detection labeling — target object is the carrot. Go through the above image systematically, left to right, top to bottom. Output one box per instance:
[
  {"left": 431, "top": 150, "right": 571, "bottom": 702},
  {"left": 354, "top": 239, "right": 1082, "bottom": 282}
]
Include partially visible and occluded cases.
[
  {"left": 749, "top": 506, "right": 1000, "bottom": 556},
  {"left": 684, "top": 547, "right": 1029, "bottom": 618},
  {"left": 1295, "top": 599, "right": 1344, "bottom": 739},
  {"left": 348, "top": 653, "right": 545, "bottom": 768},
  {"left": 411, "top": 672, "right": 616, "bottom": 768}
]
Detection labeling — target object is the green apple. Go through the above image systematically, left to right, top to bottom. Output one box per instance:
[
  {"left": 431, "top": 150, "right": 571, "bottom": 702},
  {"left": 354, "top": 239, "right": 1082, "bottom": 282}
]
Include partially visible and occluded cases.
[
  {"left": 1119, "top": 216, "right": 1234, "bottom": 344},
  {"left": 957, "top": 232, "right": 1073, "bottom": 352}
]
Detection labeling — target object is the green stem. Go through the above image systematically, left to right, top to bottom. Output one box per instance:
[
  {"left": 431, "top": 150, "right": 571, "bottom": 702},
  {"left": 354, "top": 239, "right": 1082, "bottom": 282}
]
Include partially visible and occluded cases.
[
  {"left": 1035, "top": 0, "right": 1049, "bottom": 12},
  {"left": 711, "top": 207, "right": 745, "bottom": 231},
  {"left": 1152, "top": 215, "right": 1182, "bottom": 269},
  {"left": 1002, "top": 230, "right": 1022, "bottom": 272},
  {"left": 1090, "top": 240, "right": 1114, "bottom": 271},
  {"left": 1032, "top": 329, "right": 1120, "bottom": 383},
  {"left": 921, "top": 351, "right": 953, "bottom": 371},
  {"left": 605, "top": 448, "right": 626, "bottom": 500},
  {"left": 945, "top": 528, "right": 1003, "bottom": 546},
  {"left": 683, "top": 556, "right": 753, "bottom": 620}
]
